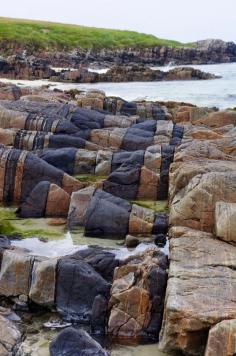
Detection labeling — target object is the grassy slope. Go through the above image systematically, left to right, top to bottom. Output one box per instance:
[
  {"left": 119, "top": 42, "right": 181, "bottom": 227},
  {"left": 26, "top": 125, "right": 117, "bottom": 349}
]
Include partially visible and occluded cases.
[{"left": 0, "top": 17, "right": 193, "bottom": 51}]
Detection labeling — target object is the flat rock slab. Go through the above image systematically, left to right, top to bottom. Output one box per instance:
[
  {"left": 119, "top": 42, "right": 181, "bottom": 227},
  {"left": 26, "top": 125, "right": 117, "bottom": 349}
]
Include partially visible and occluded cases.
[{"left": 159, "top": 232, "right": 236, "bottom": 355}]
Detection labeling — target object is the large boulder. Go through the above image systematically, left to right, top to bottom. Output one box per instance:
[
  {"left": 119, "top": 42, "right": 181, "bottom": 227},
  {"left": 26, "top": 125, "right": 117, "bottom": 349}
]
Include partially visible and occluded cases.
[
  {"left": 173, "top": 139, "right": 236, "bottom": 163},
  {"left": 169, "top": 160, "right": 236, "bottom": 202},
  {"left": 169, "top": 172, "right": 236, "bottom": 233},
  {"left": 68, "top": 188, "right": 167, "bottom": 238},
  {"left": 84, "top": 189, "right": 131, "bottom": 238},
  {"left": 159, "top": 231, "right": 236, "bottom": 355},
  {"left": 72, "top": 247, "right": 119, "bottom": 282},
  {"left": 56, "top": 256, "right": 110, "bottom": 329},
  {"left": 205, "top": 319, "right": 236, "bottom": 356},
  {"left": 49, "top": 327, "right": 108, "bottom": 356}
]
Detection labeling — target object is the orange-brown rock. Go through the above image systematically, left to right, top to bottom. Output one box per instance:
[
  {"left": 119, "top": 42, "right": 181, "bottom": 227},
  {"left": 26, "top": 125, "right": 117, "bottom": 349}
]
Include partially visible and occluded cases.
[
  {"left": 175, "top": 106, "right": 214, "bottom": 124},
  {"left": 195, "top": 110, "right": 236, "bottom": 128},
  {"left": 174, "top": 139, "right": 236, "bottom": 163},
  {"left": 169, "top": 159, "right": 236, "bottom": 202},
  {"left": 137, "top": 166, "right": 159, "bottom": 200},
  {"left": 169, "top": 172, "right": 236, "bottom": 232},
  {"left": 61, "top": 173, "right": 84, "bottom": 195},
  {"left": 45, "top": 183, "right": 70, "bottom": 217},
  {"left": 128, "top": 204, "right": 155, "bottom": 235},
  {"left": 47, "top": 218, "right": 66, "bottom": 226},
  {"left": 159, "top": 232, "right": 236, "bottom": 355},
  {"left": 108, "top": 249, "right": 167, "bottom": 339},
  {"left": 205, "top": 319, "right": 236, "bottom": 356}
]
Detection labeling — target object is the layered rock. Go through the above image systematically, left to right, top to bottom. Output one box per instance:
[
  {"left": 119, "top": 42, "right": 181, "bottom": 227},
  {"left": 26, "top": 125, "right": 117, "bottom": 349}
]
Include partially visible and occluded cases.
[
  {"left": 1, "top": 38, "right": 236, "bottom": 67},
  {"left": 0, "top": 55, "right": 219, "bottom": 82},
  {"left": 0, "top": 55, "right": 55, "bottom": 80},
  {"left": 59, "top": 65, "right": 218, "bottom": 83},
  {"left": 0, "top": 148, "right": 82, "bottom": 204},
  {"left": 68, "top": 187, "right": 168, "bottom": 239},
  {"left": 159, "top": 230, "right": 236, "bottom": 355},
  {"left": 0, "top": 245, "right": 120, "bottom": 333}
]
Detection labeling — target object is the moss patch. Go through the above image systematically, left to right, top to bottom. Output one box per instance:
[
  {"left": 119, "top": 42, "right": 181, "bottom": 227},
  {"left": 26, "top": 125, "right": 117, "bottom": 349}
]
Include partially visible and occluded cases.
[
  {"left": 75, "top": 174, "right": 107, "bottom": 184},
  {"left": 131, "top": 200, "right": 169, "bottom": 213},
  {"left": 0, "top": 208, "right": 64, "bottom": 239},
  {"left": 0, "top": 208, "right": 17, "bottom": 235}
]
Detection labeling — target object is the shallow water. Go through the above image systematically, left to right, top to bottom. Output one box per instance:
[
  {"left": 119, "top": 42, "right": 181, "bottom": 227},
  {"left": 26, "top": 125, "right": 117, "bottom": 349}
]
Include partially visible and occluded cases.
[
  {"left": 1, "top": 62, "right": 236, "bottom": 109},
  {"left": 12, "top": 231, "right": 169, "bottom": 259},
  {"left": 19, "top": 312, "right": 171, "bottom": 356},
  {"left": 111, "top": 345, "right": 170, "bottom": 356}
]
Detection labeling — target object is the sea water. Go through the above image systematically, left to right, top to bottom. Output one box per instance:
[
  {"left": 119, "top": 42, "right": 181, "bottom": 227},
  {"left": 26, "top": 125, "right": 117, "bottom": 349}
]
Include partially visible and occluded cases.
[{"left": 1, "top": 62, "right": 236, "bottom": 109}]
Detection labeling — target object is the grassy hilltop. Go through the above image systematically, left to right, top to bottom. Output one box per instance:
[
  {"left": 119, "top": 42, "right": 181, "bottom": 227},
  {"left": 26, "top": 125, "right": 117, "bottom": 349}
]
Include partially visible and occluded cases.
[{"left": 0, "top": 17, "right": 193, "bottom": 51}]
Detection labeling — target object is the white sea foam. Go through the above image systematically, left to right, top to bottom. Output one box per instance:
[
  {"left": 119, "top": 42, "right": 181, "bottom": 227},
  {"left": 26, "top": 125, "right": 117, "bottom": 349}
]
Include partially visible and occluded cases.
[{"left": 12, "top": 232, "right": 169, "bottom": 258}]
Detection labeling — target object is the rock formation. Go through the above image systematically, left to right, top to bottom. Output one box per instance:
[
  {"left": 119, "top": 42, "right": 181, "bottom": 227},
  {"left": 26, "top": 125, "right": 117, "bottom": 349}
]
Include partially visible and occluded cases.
[
  {"left": 1, "top": 38, "right": 236, "bottom": 66},
  {"left": 0, "top": 55, "right": 220, "bottom": 82},
  {"left": 0, "top": 88, "right": 235, "bottom": 356}
]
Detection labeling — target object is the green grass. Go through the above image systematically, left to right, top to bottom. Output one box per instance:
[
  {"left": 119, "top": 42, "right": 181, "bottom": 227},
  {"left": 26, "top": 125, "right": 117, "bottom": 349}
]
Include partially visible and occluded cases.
[{"left": 0, "top": 17, "right": 193, "bottom": 51}]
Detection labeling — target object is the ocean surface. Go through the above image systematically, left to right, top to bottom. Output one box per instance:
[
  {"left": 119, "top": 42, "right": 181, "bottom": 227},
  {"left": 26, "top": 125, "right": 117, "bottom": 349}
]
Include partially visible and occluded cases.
[{"left": 1, "top": 62, "right": 236, "bottom": 109}]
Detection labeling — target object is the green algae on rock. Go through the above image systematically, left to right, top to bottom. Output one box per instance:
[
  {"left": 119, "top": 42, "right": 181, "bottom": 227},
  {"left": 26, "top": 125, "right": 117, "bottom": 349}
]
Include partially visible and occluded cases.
[
  {"left": 74, "top": 174, "right": 107, "bottom": 183},
  {"left": 130, "top": 200, "right": 169, "bottom": 213},
  {"left": 0, "top": 208, "right": 64, "bottom": 239}
]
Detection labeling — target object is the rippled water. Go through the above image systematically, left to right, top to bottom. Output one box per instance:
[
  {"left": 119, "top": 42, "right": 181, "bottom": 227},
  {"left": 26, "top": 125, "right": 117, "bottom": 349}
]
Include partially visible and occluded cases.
[{"left": 1, "top": 62, "right": 236, "bottom": 109}]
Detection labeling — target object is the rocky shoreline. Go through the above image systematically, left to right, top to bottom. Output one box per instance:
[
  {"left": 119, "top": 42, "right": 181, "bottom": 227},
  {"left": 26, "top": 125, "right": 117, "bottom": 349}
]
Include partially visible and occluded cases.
[
  {"left": 1, "top": 39, "right": 236, "bottom": 67},
  {"left": 0, "top": 55, "right": 219, "bottom": 82},
  {"left": 0, "top": 84, "right": 235, "bottom": 355}
]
